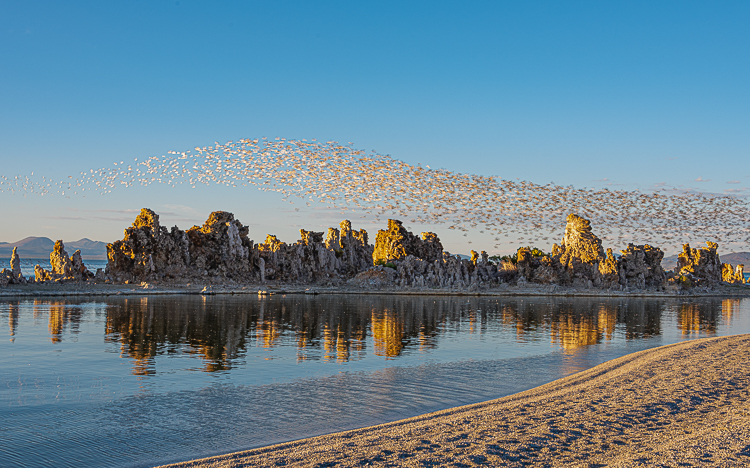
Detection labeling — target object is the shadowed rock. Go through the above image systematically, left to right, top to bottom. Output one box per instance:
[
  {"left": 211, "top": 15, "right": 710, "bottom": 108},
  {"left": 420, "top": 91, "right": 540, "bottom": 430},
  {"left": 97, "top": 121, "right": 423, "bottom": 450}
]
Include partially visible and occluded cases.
[
  {"left": 186, "top": 211, "right": 255, "bottom": 278},
  {"left": 258, "top": 222, "right": 371, "bottom": 283},
  {"left": 618, "top": 244, "right": 666, "bottom": 289}
]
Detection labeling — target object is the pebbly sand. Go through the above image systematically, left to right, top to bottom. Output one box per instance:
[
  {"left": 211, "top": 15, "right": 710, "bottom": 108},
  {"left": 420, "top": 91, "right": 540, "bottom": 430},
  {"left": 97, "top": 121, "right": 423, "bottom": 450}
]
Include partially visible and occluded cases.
[{"left": 158, "top": 334, "right": 750, "bottom": 467}]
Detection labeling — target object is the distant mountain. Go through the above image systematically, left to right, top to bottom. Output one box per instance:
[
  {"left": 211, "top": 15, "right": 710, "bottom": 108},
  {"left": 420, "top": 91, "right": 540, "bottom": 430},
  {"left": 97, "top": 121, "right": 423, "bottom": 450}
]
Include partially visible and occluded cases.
[
  {"left": 0, "top": 237, "right": 108, "bottom": 260},
  {"left": 662, "top": 251, "right": 750, "bottom": 271},
  {"left": 721, "top": 252, "right": 750, "bottom": 266}
]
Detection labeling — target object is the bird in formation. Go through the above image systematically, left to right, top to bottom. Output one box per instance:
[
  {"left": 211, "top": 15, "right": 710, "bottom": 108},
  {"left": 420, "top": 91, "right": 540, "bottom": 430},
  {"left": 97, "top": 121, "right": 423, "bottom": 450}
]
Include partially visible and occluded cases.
[{"left": 1, "top": 138, "right": 748, "bottom": 251}]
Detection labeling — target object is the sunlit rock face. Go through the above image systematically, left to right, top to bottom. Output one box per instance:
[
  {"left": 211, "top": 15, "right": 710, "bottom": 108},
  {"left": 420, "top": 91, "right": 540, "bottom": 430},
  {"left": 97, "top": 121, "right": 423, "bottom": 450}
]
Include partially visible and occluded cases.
[
  {"left": 106, "top": 208, "right": 191, "bottom": 282},
  {"left": 552, "top": 214, "right": 608, "bottom": 287},
  {"left": 559, "top": 214, "right": 605, "bottom": 265},
  {"left": 515, "top": 215, "right": 665, "bottom": 290},
  {"left": 364, "top": 219, "right": 499, "bottom": 290},
  {"left": 372, "top": 219, "right": 443, "bottom": 264},
  {"left": 50, "top": 240, "right": 73, "bottom": 278},
  {"left": 30, "top": 241, "right": 93, "bottom": 283},
  {"left": 676, "top": 242, "right": 722, "bottom": 286},
  {"left": 618, "top": 244, "right": 666, "bottom": 289},
  {"left": 1, "top": 247, "right": 28, "bottom": 285},
  {"left": 10, "top": 247, "right": 24, "bottom": 283},
  {"left": 598, "top": 248, "right": 620, "bottom": 289},
  {"left": 722, "top": 263, "right": 745, "bottom": 284},
  {"left": 34, "top": 264, "right": 52, "bottom": 283}
]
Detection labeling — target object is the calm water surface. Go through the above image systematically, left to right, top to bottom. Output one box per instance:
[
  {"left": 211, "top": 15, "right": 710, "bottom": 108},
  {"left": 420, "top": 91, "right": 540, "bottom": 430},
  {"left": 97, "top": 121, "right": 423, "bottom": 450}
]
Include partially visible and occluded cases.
[{"left": 1, "top": 294, "right": 749, "bottom": 467}]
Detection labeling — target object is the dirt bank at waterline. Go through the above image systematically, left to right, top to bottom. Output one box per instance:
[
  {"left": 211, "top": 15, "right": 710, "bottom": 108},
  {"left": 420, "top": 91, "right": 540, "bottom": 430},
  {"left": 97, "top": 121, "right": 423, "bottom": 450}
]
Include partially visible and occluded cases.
[
  {"left": 1, "top": 281, "right": 749, "bottom": 298},
  {"left": 158, "top": 334, "right": 750, "bottom": 467}
]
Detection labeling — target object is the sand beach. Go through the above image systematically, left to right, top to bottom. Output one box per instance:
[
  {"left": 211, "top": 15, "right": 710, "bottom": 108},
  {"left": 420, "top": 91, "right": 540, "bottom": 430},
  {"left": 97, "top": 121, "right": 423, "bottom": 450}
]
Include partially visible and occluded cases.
[{"left": 159, "top": 334, "right": 750, "bottom": 467}]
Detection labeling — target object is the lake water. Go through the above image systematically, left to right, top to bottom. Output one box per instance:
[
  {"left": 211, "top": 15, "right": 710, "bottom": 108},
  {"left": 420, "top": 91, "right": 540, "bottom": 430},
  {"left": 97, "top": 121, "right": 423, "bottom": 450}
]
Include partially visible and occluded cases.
[{"left": 1, "top": 294, "right": 749, "bottom": 467}]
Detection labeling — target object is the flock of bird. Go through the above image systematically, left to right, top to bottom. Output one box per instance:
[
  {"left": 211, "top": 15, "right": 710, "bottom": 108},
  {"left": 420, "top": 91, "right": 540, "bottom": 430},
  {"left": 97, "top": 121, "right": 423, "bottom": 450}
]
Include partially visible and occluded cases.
[{"left": 1, "top": 137, "right": 749, "bottom": 251}]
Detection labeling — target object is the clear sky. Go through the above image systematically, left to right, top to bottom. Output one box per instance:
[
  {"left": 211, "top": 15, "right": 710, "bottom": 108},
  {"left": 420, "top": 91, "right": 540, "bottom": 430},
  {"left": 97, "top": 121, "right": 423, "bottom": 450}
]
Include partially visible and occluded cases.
[{"left": 1, "top": 1, "right": 748, "bottom": 255}]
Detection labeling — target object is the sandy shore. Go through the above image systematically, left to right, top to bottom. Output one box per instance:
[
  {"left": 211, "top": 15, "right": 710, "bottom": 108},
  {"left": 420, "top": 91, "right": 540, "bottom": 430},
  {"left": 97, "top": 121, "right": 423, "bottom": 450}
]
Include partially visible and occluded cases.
[{"left": 158, "top": 334, "right": 750, "bottom": 467}]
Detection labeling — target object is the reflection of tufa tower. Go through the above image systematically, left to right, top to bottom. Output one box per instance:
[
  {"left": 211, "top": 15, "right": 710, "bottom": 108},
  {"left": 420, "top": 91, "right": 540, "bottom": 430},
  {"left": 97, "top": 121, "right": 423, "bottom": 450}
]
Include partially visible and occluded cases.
[
  {"left": 721, "top": 299, "right": 741, "bottom": 324},
  {"left": 8, "top": 302, "right": 18, "bottom": 342},
  {"left": 677, "top": 302, "right": 719, "bottom": 337},
  {"left": 48, "top": 304, "right": 65, "bottom": 343},
  {"left": 549, "top": 304, "right": 617, "bottom": 351},
  {"left": 371, "top": 310, "right": 405, "bottom": 357}
]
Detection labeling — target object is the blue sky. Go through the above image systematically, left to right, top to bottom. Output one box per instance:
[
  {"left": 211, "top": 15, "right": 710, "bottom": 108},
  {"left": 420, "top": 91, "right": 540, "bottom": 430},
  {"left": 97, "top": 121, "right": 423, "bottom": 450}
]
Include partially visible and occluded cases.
[{"left": 1, "top": 1, "right": 748, "bottom": 254}]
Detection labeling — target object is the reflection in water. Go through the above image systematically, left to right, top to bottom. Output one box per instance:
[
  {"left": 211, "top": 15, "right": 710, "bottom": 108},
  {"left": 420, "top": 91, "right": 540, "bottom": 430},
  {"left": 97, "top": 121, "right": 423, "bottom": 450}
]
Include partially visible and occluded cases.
[
  {"left": 2, "top": 295, "right": 741, "bottom": 375},
  {"left": 99, "top": 295, "right": 672, "bottom": 373},
  {"left": 499, "top": 299, "right": 663, "bottom": 351},
  {"left": 722, "top": 299, "right": 741, "bottom": 324},
  {"left": 43, "top": 301, "right": 84, "bottom": 344},
  {"left": 677, "top": 301, "right": 720, "bottom": 337},
  {"left": 7, "top": 303, "right": 18, "bottom": 342}
]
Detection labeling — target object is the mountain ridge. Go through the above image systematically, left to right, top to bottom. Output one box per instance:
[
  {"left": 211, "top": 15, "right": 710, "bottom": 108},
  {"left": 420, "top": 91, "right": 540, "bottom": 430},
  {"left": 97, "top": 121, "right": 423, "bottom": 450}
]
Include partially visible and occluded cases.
[{"left": 0, "top": 237, "right": 108, "bottom": 260}]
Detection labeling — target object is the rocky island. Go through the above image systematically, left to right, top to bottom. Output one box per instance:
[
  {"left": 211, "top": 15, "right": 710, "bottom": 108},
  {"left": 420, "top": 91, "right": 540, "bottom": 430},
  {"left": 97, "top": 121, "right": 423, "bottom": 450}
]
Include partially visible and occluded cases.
[{"left": 1, "top": 208, "right": 747, "bottom": 295}]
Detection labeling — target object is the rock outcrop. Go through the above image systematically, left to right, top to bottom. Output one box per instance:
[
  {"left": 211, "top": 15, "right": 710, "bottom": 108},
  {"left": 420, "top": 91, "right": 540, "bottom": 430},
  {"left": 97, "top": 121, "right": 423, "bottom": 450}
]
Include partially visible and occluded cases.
[
  {"left": 13, "top": 208, "right": 739, "bottom": 292},
  {"left": 106, "top": 208, "right": 191, "bottom": 282},
  {"left": 106, "top": 208, "right": 372, "bottom": 284},
  {"left": 186, "top": 211, "right": 256, "bottom": 278},
  {"left": 362, "top": 214, "right": 673, "bottom": 291},
  {"left": 553, "top": 214, "right": 607, "bottom": 287},
  {"left": 505, "top": 216, "right": 668, "bottom": 290},
  {"left": 333, "top": 220, "right": 373, "bottom": 274},
  {"left": 373, "top": 220, "right": 443, "bottom": 264},
  {"left": 353, "top": 221, "right": 500, "bottom": 290},
  {"left": 258, "top": 222, "right": 372, "bottom": 283},
  {"left": 258, "top": 230, "right": 338, "bottom": 283},
  {"left": 33, "top": 240, "right": 93, "bottom": 283},
  {"left": 50, "top": 240, "right": 73, "bottom": 278},
  {"left": 675, "top": 242, "right": 722, "bottom": 286},
  {"left": 618, "top": 244, "right": 666, "bottom": 289},
  {"left": 1, "top": 247, "right": 28, "bottom": 285},
  {"left": 10, "top": 247, "right": 24, "bottom": 283},
  {"left": 598, "top": 248, "right": 621, "bottom": 289},
  {"left": 70, "top": 249, "right": 94, "bottom": 281},
  {"left": 722, "top": 263, "right": 745, "bottom": 284},
  {"left": 34, "top": 264, "right": 53, "bottom": 283}
]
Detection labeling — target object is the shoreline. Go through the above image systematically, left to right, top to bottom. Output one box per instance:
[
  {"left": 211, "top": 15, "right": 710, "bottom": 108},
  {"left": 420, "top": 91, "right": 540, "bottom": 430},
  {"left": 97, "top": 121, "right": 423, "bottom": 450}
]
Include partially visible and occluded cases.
[
  {"left": 1, "top": 282, "right": 749, "bottom": 299},
  {"left": 157, "top": 334, "right": 750, "bottom": 467}
]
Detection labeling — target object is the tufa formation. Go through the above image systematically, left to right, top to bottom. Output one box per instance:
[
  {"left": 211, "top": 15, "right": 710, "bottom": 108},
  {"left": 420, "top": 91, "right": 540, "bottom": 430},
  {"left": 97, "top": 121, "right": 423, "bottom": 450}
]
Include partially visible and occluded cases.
[{"left": 4, "top": 208, "right": 746, "bottom": 291}]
